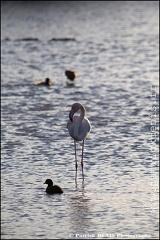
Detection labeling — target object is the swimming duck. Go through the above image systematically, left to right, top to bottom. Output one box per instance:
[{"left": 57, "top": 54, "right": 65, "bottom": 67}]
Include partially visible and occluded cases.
[
  {"left": 65, "top": 70, "right": 77, "bottom": 85},
  {"left": 33, "top": 78, "right": 53, "bottom": 86},
  {"left": 44, "top": 179, "right": 63, "bottom": 194}
]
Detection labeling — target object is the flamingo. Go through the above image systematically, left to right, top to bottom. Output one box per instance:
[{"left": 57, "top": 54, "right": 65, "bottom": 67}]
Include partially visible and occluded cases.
[{"left": 67, "top": 103, "right": 91, "bottom": 179}]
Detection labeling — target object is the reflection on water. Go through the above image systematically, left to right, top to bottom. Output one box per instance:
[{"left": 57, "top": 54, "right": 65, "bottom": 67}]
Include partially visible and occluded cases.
[
  {"left": 1, "top": 1, "right": 159, "bottom": 239},
  {"left": 69, "top": 190, "right": 92, "bottom": 233}
]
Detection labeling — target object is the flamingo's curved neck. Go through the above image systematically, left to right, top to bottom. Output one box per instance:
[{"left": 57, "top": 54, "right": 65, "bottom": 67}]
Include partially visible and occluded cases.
[
  {"left": 74, "top": 106, "right": 85, "bottom": 138},
  {"left": 79, "top": 106, "right": 85, "bottom": 122}
]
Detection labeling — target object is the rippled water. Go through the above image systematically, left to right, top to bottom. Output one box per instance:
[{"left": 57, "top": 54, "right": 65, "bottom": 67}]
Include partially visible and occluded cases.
[{"left": 1, "top": 1, "right": 159, "bottom": 239}]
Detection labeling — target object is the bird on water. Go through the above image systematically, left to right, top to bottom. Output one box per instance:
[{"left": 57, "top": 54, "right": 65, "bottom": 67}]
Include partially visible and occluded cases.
[
  {"left": 65, "top": 70, "right": 77, "bottom": 85},
  {"left": 33, "top": 78, "right": 53, "bottom": 86},
  {"left": 67, "top": 103, "right": 91, "bottom": 179},
  {"left": 44, "top": 179, "right": 63, "bottom": 194}
]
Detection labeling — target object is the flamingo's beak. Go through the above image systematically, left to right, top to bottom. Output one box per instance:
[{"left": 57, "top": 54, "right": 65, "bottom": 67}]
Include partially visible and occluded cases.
[{"left": 69, "top": 110, "right": 74, "bottom": 122}]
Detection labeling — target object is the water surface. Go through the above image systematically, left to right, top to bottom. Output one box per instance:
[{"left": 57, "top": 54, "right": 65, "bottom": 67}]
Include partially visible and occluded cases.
[{"left": 1, "top": 1, "right": 159, "bottom": 239}]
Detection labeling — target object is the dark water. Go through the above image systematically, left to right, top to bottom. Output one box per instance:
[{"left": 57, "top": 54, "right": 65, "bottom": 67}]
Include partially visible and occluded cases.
[{"left": 1, "top": 1, "right": 159, "bottom": 239}]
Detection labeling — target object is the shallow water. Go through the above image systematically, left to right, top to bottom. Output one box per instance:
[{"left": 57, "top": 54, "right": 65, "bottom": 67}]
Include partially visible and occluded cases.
[{"left": 1, "top": 1, "right": 159, "bottom": 239}]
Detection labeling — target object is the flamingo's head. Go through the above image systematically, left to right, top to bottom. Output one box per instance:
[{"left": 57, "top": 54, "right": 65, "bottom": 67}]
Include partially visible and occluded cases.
[{"left": 69, "top": 103, "right": 84, "bottom": 122}]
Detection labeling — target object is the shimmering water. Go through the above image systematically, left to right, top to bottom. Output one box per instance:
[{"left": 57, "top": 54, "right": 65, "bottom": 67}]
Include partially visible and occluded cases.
[{"left": 1, "top": 1, "right": 159, "bottom": 239}]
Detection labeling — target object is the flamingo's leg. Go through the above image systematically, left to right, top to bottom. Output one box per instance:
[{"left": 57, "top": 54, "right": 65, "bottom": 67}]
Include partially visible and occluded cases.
[
  {"left": 74, "top": 140, "right": 78, "bottom": 172},
  {"left": 74, "top": 140, "right": 78, "bottom": 183},
  {"left": 81, "top": 140, "right": 85, "bottom": 180}
]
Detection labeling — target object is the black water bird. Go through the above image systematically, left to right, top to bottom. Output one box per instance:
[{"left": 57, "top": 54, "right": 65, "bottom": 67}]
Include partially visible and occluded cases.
[
  {"left": 65, "top": 70, "right": 77, "bottom": 81},
  {"left": 65, "top": 70, "right": 77, "bottom": 86},
  {"left": 33, "top": 78, "right": 53, "bottom": 86},
  {"left": 44, "top": 179, "right": 63, "bottom": 194}
]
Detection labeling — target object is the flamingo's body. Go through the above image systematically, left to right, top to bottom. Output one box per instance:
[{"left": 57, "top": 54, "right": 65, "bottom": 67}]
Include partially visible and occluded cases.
[{"left": 67, "top": 103, "right": 91, "bottom": 179}]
